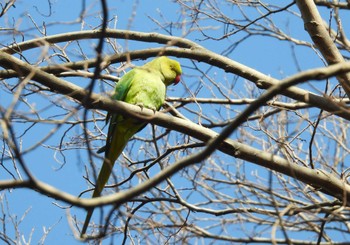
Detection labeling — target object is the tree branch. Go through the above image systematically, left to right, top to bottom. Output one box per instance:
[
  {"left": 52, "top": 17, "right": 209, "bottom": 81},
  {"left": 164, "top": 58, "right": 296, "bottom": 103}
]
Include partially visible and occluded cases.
[
  {"left": 296, "top": 0, "right": 350, "bottom": 97},
  {"left": 1, "top": 31, "right": 350, "bottom": 121},
  {"left": 1, "top": 49, "right": 350, "bottom": 209}
]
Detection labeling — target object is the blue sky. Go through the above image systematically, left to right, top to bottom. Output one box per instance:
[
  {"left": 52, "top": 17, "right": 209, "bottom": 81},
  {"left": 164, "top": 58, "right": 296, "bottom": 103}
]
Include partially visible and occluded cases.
[{"left": 1, "top": 0, "right": 349, "bottom": 244}]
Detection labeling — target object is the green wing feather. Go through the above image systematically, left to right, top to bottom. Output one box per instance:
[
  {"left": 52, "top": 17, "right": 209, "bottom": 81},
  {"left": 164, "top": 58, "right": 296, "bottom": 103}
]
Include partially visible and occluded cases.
[
  {"left": 81, "top": 57, "right": 182, "bottom": 236},
  {"left": 81, "top": 69, "right": 138, "bottom": 235}
]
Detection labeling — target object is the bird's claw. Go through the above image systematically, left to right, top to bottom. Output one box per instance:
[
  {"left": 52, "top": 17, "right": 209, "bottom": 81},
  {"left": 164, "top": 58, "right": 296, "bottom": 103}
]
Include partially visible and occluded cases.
[
  {"left": 135, "top": 103, "right": 157, "bottom": 114},
  {"left": 136, "top": 103, "right": 144, "bottom": 111},
  {"left": 149, "top": 106, "right": 157, "bottom": 114}
]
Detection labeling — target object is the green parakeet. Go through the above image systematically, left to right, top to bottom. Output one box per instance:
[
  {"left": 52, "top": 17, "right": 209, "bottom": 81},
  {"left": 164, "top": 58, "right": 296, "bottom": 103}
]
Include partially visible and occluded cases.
[{"left": 81, "top": 56, "right": 182, "bottom": 236}]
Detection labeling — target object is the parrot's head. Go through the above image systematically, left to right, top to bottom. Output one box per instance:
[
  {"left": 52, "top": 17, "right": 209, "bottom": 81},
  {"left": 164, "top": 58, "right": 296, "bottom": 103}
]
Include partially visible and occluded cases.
[{"left": 154, "top": 56, "right": 182, "bottom": 86}]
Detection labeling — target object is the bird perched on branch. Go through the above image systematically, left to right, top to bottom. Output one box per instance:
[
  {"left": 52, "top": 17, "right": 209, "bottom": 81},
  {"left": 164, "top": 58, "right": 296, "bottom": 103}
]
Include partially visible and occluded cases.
[{"left": 81, "top": 56, "right": 182, "bottom": 236}]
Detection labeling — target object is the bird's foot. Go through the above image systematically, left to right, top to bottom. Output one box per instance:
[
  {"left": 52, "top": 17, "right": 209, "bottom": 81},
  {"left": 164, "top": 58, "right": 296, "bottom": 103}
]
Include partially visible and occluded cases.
[
  {"left": 135, "top": 103, "right": 157, "bottom": 113},
  {"left": 136, "top": 103, "right": 144, "bottom": 111},
  {"left": 148, "top": 106, "right": 157, "bottom": 113}
]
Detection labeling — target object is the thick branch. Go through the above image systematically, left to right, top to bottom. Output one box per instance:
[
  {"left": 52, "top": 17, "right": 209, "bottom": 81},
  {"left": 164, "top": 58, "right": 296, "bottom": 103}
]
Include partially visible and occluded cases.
[
  {"left": 296, "top": 0, "right": 350, "bottom": 97},
  {"left": 0, "top": 29, "right": 350, "bottom": 120},
  {"left": 0, "top": 29, "right": 202, "bottom": 55},
  {"left": 1, "top": 30, "right": 349, "bottom": 120},
  {"left": 1, "top": 46, "right": 350, "bottom": 122},
  {"left": 1, "top": 49, "right": 350, "bottom": 208}
]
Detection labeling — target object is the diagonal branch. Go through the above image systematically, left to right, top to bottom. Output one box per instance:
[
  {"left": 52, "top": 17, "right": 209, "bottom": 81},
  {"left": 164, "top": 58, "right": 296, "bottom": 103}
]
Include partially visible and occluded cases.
[
  {"left": 296, "top": 0, "right": 350, "bottom": 97},
  {"left": 0, "top": 30, "right": 349, "bottom": 121},
  {"left": 1, "top": 46, "right": 350, "bottom": 122},
  {"left": 1, "top": 49, "right": 350, "bottom": 209}
]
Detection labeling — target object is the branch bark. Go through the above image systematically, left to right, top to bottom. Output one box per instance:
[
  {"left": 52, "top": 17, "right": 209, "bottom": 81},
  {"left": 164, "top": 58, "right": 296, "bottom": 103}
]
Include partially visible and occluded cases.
[
  {"left": 296, "top": 0, "right": 350, "bottom": 97},
  {"left": 0, "top": 29, "right": 350, "bottom": 121},
  {"left": 1, "top": 49, "right": 350, "bottom": 209}
]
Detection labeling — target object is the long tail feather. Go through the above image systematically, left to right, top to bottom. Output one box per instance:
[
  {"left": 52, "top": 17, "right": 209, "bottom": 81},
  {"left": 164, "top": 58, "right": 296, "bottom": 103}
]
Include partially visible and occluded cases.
[
  {"left": 81, "top": 121, "right": 143, "bottom": 236},
  {"left": 81, "top": 156, "right": 116, "bottom": 236}
]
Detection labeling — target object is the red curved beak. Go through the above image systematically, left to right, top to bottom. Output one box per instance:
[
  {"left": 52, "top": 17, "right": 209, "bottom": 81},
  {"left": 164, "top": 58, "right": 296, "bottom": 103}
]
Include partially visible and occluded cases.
[{"left": 174, "top": 74, "right": 181, "bottom": 85}]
